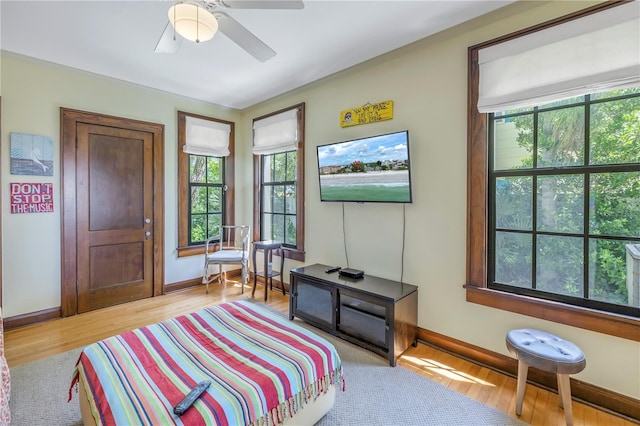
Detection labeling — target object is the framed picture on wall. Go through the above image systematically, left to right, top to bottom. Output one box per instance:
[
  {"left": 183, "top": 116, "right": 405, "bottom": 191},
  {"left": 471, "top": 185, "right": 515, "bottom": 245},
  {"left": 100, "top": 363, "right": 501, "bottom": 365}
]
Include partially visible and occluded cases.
[{"left": 10, "top": 132, "right": 54, "bottom": 176}]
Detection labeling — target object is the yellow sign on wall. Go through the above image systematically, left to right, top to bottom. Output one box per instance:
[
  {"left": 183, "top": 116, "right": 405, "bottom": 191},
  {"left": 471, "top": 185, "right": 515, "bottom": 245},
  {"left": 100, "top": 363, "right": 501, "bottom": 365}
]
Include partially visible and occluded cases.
[{"left": 340, "top": 100, "right": 393, "bottom": 127}]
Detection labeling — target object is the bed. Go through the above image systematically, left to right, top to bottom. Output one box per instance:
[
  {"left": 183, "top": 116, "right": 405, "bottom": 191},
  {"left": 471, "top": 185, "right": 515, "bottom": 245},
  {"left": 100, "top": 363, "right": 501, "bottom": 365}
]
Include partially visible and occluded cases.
[{"left": 69, "top": 300, "right": 343, "bottom": 425}]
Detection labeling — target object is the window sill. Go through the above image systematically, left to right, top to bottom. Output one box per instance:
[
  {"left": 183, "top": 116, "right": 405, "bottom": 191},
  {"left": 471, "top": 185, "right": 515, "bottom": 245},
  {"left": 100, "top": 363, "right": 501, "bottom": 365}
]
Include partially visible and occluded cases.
[
  {"left": 177, "top": 245, "right": 205, "bottom": 257},
  {"left": 177, "top": 245, "right": 305, "bottom": 262},
  {"left": 282, "top": 248, "right": 305, "bottom": 262},
  {"left": 466, "top": 285, "right": 640, "bottom": 342}
]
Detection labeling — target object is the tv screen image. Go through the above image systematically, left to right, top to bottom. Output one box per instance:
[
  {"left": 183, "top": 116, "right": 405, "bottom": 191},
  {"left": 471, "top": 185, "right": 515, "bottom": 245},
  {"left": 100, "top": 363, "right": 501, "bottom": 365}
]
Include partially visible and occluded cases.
[{"left": 317, "top": 130, "right": 412, "bottom": 203}]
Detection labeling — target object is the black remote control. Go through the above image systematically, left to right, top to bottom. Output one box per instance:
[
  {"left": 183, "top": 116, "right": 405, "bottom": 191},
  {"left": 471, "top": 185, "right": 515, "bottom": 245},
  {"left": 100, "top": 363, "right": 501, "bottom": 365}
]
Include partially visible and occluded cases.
[
  {"left": 325, "top": 266, "right": 341, "bottom": 273},
  {"left": 173, "top": 380, "right": 211, "bottom": 416}
]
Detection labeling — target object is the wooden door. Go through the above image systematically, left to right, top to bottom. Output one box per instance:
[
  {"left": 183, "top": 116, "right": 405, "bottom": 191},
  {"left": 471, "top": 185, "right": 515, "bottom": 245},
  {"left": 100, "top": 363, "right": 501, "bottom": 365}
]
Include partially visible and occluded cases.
[
  {"left": 61, "top": 109, "right": 164, "bottom": 317},
  {"left": 76, "top": 124, "right": 153, "bottom": 312}
]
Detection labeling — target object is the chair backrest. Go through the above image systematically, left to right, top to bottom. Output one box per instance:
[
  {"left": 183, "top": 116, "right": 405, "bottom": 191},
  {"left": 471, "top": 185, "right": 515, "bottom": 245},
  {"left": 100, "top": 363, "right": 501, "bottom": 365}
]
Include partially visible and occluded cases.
[{"left": 219, "top": 225, "right": 250, "bottom": 252}]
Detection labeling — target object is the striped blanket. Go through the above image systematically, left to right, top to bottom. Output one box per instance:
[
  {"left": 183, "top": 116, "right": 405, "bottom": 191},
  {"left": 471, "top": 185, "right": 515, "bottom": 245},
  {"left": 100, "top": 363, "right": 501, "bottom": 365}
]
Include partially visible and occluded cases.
[{"left": 69, "top": 300, "right": 343, "bottom": 426}]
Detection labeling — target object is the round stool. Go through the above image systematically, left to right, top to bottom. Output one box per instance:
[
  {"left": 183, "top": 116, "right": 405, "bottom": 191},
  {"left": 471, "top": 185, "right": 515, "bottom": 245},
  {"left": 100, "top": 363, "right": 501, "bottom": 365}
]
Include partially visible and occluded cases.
[{"left": 506, "top": 329, "right": 586, "bottom": 426}]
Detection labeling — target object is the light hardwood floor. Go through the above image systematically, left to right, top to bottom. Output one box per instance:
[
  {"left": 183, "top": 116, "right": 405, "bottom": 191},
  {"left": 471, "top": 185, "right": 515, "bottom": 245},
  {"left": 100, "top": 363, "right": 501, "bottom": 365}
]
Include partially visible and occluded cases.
[{"left": 4, "top": 282, "right": 635, "bottom": 426}]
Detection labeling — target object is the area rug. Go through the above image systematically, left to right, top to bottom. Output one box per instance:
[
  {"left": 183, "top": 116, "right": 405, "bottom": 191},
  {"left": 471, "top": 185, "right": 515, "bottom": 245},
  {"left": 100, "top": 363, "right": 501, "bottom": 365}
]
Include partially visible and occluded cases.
[{"left": 8, "top": 318, "right": 524, "bottom": 425}]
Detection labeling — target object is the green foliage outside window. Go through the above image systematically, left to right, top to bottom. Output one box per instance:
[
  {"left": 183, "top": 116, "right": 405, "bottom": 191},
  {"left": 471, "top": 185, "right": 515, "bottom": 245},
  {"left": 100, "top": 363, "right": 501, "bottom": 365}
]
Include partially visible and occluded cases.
[
  {"left": 492, "top": 88, "right": 640, "bottom": 310},
  {"left": 262, "top": 151, "right": 297, "bottom": 246},
  {"left": 189, "top": 155, "right": 224, "bottom": 245}
]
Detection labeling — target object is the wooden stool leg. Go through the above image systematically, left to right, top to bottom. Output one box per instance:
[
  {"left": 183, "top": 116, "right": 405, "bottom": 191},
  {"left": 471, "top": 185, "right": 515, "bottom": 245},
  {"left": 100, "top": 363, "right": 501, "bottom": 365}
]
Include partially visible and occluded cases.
[
  {"left": 515, "top": 360, "right": 529, "bottom": 416},
  {"left": 558, "top": 373, "right": 565, "bottom": 409},
  {"left": 557, "top": 374, "right": 574, "bottom": 426}
]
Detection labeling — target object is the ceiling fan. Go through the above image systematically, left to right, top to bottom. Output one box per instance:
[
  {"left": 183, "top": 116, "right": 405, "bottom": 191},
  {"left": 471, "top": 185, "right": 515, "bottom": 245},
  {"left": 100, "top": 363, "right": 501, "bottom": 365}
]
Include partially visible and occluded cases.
[{"left": 155, "top": 0, "right": 303, "bottom": 62}]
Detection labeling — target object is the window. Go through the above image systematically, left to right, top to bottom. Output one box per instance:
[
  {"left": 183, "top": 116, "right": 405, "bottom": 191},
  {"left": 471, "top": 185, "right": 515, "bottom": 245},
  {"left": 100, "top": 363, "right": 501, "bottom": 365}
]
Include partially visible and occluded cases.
[
  {"left": 467, "top": 2, "right": 640, "bottom": 341},
  {"left": 489, "top": 89, "right": 640, "bottom": 317},
  {"left": 253, "top": 103, "right": 305, "bottom": 261},
  {"left": 178, "top": 111, "right": 235, "bottom": 256},
  {"left": 261, "top": 151, "right": 298, "bottom": 246},
  {"left": 187, "top": 155, "right": 224, "bottom": 245}
]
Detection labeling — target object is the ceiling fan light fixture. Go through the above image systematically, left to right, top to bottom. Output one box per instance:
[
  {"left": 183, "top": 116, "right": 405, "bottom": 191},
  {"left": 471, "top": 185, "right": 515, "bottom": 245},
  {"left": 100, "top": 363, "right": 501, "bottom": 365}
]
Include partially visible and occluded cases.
[{"left": 168, "top": 2, "right": 218, "bottom": 43}]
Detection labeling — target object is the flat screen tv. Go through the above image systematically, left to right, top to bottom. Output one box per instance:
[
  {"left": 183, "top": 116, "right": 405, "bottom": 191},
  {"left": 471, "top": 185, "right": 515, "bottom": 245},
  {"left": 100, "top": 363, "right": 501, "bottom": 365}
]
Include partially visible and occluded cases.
[{"left": 317, "top": 130, "right": 412, "bottom": 203}]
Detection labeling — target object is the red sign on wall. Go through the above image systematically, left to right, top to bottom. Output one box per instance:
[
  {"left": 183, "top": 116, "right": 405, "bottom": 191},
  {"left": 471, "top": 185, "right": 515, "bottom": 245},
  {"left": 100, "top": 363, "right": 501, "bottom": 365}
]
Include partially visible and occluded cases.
[{"left": 10, "top": 182, "right": 54, "bottom": 214}]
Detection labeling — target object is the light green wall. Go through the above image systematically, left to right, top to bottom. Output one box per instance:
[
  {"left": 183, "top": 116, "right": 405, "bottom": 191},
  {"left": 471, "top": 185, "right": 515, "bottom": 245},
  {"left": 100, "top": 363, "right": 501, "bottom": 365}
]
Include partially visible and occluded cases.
[
  {"left": 1, "top": 0, "right": 638, "bottom": 400},
  {"left": 241, "top": 1, "right": 639, "bottom": 399},
  {"left": 0, "top": 53, "right": 244, "bottom": 318}
]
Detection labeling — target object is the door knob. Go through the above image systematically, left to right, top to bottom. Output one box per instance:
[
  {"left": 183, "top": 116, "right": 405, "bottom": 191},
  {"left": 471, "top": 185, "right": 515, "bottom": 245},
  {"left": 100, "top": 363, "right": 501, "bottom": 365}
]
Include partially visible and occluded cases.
[
  {"left": 145, "top": 218, "right": 151, "bottom": 224},
  {"left": 145, "top": 231, "right": 151, "bottom": 239}
]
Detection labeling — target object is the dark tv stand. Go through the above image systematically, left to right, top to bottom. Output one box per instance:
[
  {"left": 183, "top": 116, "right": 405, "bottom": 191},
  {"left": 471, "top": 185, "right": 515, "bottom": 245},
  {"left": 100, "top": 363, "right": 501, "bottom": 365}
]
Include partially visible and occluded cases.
[{"left": 289, "top": 263, "right": 418, "bottom": 366}]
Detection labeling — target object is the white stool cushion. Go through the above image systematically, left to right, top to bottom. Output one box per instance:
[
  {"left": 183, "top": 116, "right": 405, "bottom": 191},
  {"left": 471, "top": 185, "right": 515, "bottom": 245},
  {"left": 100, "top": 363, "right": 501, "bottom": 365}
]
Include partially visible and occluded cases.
[
  {"left": 206, "top": 250, "right": 247, "bottom": 262},
  {"left": 506, "top": 328, "right": 586, "bottom": 375}
]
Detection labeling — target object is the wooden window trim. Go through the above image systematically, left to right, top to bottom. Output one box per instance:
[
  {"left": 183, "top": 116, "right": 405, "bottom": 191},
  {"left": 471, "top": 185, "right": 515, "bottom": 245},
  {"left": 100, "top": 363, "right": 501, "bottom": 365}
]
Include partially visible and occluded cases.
[
  {"left": 466, "top": 0, "right": 640, "bottom": 342},
  {"left": 0, "top": 96, "right": 2, "bottom": 308},
  {"left": 253, "top": 103, "right": 306, "bottom": 262},
  {"left": 177, "top": 111, "right": 235, "bottom": 257}
]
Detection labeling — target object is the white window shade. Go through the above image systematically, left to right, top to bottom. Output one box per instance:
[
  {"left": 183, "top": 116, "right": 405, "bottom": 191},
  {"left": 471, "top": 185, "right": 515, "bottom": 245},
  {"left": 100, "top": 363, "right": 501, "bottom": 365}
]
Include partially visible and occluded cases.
[
  {"left": 478, "top": 2, "right": 640, "bottom": 113},
  {"left": 252, "top": 108, "right": 299, "bottom": 155},
  {"left": 183, "top": 116, "right": 231, "bottom": 157}
]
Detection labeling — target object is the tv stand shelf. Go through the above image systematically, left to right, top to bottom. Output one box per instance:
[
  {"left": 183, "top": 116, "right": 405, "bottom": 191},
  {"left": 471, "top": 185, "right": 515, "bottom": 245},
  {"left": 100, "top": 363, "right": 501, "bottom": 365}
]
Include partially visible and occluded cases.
[{"left": 289, "top": 263, "right": 418, "bottom": 366}]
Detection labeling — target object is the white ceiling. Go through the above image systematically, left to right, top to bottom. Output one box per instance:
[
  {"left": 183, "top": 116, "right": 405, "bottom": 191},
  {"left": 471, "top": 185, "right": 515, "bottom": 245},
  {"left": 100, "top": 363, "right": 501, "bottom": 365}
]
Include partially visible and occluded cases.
[{"left": 1, "top": 1, "right": 515, "bottom": 110}]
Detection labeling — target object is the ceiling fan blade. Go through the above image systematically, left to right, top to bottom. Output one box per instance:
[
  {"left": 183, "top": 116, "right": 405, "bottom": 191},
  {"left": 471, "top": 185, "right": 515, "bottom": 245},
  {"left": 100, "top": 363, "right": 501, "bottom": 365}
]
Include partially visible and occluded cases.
[
  {"left": 215, "top": 0, "right": 304, "bottom": 9},
  {"left": 214, "top": 12, "right": 276, "bottom": 62},
  {"left": 154, "top": 21, "right": 184, "bottom": 54}
]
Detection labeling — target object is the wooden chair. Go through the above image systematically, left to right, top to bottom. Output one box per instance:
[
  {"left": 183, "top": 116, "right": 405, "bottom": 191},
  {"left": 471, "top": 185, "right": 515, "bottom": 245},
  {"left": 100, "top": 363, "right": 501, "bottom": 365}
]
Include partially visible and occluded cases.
[{"left": 202, "top": 225, "right": 250, "bottom": 294}]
